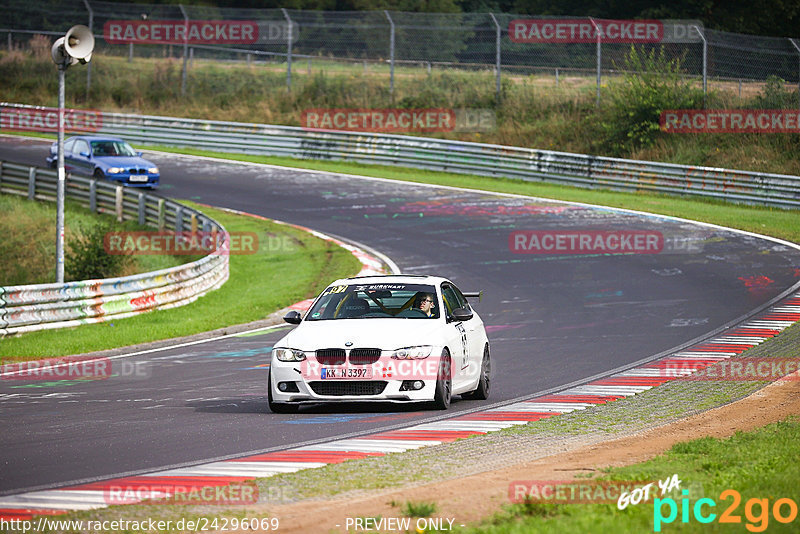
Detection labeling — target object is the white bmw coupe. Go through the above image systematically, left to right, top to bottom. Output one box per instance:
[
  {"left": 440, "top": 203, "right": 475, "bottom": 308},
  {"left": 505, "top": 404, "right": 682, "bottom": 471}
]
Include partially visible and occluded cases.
[{"left": 268, "top": 275, "right": 490, "bottom": 412}]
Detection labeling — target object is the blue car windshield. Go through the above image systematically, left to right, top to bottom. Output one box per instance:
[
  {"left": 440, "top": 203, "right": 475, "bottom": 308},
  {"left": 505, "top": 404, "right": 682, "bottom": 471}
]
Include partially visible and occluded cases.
[
  {"left": 91, "top": 141, "right": 137, "bottom": 157},
  {"left": 306, "top": 283, "right": 439, "bottom": 320}
]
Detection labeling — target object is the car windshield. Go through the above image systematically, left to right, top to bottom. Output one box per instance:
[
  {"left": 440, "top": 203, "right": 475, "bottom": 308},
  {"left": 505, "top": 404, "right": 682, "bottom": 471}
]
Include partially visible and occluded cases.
[
  {"left": 90, "top": 140, "right": 137, "bottom": 157},
  {"left": 306, "top": 283, "right": 440, "bottom": 320}
]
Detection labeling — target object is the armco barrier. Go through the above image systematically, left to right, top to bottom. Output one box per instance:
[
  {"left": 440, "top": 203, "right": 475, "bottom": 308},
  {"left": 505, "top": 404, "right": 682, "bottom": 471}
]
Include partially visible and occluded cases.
[
  {"left": 2, "top": 102, "right": 798, "bottom": 209},
  {"left": 0, "top": 161, "right": 229, "bottom": 336}
]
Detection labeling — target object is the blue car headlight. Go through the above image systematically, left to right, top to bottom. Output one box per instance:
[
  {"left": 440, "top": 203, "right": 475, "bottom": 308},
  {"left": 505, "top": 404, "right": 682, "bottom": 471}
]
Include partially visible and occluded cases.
[
  {"left": 106, "top": 167, "right": 124, "bottom": 174},
  {"left": 148, "top": 167, "right": 159, "bottom": 174}
]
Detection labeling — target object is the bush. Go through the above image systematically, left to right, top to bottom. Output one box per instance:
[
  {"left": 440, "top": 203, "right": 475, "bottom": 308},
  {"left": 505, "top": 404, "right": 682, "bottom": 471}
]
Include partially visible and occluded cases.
[
  {"left": 596, "top": 46, "right": 704, "bottom": 155},
  {"left": 751, "top": 75, "right": 798, "bottom": 109},
  {"left": 66, "top": 221, "right": 130, "bottom": 281}
]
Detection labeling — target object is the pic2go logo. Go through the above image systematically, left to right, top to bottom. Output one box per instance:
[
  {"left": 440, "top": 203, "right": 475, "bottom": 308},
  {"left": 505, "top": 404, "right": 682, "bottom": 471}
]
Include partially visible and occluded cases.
[{"left": 654, "top": 489, "right": 798, "bottom": 532}]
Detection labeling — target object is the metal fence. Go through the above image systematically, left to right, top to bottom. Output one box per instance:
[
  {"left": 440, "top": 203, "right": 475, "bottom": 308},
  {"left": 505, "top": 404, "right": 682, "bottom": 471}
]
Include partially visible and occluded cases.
[
  {"left": 2, "top": 1, "right": 800, "bottom": 103},
  {"left": 3, "top": 102, "right": 797, "bottom": 209},
  {"left": 0, "top": 160, "right": 229, "bottom": 336}
]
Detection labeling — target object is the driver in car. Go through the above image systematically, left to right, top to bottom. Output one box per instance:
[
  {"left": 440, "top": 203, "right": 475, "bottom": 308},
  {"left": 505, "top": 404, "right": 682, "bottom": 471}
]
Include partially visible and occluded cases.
[{"left": 414, "top": 293, "right": 436, "bottom": 317}]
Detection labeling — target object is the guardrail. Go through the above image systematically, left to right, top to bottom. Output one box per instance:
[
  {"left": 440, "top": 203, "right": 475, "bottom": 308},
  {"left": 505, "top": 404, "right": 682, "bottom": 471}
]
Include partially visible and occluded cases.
[
  {"left": 3, "top": 103, "right": 798, "bottom": 209},
  {"left": 0, "top": 161, "right": 229, "bottom": 336}
]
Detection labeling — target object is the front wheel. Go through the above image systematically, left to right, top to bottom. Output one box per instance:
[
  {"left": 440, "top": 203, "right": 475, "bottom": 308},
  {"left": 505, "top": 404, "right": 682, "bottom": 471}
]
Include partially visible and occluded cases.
[
  {"left": 93, "top": 168, "right": 105, "bottom": 180},
  {"left": 462, "top": 345, "right": 490, "bottom": 400},
  {"left": 431, "top": 350, "right": 452, "bottom": 410}
]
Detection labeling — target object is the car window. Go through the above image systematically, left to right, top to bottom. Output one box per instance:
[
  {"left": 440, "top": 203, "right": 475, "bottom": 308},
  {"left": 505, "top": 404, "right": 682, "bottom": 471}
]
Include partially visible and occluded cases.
[
  {"left": 64, "top": 138, "right": 75, "bottom": 153},
  {"left": 73, "top": 139, "right": 89, "bottom": 156},
  {"left": 91, "top": 140, "right": 137, "bottom": 157},
  {"left": 306, "top": 283, "right": 439, "bottom": 320},
  {"left": 441, "top": 284, "right": 461, "bottom": 317},
  {"left": 452, "top": 284, "right": 470, "bottom": 310}
]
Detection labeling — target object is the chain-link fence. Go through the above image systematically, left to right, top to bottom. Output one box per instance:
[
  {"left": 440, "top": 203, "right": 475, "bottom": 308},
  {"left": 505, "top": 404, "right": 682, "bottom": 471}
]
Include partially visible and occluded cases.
[{"left": 2, "top": 0, "right": 800, "bottom": 105}]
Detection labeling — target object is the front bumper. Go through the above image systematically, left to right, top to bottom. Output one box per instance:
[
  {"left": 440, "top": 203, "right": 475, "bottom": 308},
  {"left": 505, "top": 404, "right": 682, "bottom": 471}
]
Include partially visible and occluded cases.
[{"left": 269, "top": 360, "right": 438, "bottom": 404}]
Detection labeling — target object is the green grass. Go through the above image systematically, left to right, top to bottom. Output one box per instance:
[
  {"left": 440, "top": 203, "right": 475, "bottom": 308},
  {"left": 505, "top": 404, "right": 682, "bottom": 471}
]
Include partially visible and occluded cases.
[
  {"left": 150, "top": 146, "right": 800, "bottom": 245},
  {"left": 0, "top": 194, "right": 189, "bottom": 286},
  {"left": 0, "top": 201, "right": 362, "bottom": 359},
  {"left": 467, "top": 417, "right": 800, "bottom": 533}
]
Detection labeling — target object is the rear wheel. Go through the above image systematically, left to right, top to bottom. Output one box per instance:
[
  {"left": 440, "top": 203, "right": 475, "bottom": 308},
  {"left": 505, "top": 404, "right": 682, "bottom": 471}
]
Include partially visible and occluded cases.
[
  {"left": 462, "top": 345, "right": 490, "bottom": 400},
  {"left": 431, "top": 350, "right": 452, "bottom": 410},
  {"left": 268, "top": 371, "right": 299, "bottom": 414}
]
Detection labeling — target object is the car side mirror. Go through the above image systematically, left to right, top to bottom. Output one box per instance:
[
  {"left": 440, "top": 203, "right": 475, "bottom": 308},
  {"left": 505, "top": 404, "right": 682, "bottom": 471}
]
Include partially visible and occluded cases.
[
  {"left": 80, "top": 151, "right": 91, "bottom": 158},
  {"left": 136, "top": 151, "right": 143, "bottom": 157},
  {"left": 451, "top": 307, "right": 473, "bottom": 322},
  {"left": 283, "top": 311, "right": 302, "bottom": 324}
]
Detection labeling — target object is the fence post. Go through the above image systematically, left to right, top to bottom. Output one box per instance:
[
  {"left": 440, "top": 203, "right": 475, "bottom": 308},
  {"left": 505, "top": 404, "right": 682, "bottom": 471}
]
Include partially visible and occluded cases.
[
  {"left": 83, "top": 0, "right": 93, "bottom": 99},
  {"left": 179, "top": 4, "right": 189, "bottom": 96},
  {"left": 281, "top": 8, "right": 293, "bottom": 92},
  {"left": 384, "top": 10, "right": 395, "bottom": 98},
  {"left": 489, "top": 13, "right": 501, "bottom": 101},
  {"left": 589, "top": 18, "right": 601, "bottom": 107},
  {"left": 694, "top": 26, "right": 707, "bottom": 108},
  {"left": 7, "top": 31, "right": 10, "bottom": 51},
  {"left": 789, "top": 38, "right": 800, "bottom": 109},
  {"left": 128, "top": 42, "right": 133, "bottom": 63},
  {"left": 0, "top": 161, "right": 3, "bottom": 192},
  {"left": 28, "top": 167, "right": 36, "bottom": 200},
  {"left": 89, "top": 179, "right": 97, "bottom": 212},
  {"left": 115, "top": 185, "right": 124, "bottom": 222},
  {"left": 138, "top": 192, "right": 146, "bottom": 225},
  {"left": 158, "top": 199, "right": 165, "bottom": 230},
  {"left": 175, "top": 205, "right": 184, "bottom": 232}
]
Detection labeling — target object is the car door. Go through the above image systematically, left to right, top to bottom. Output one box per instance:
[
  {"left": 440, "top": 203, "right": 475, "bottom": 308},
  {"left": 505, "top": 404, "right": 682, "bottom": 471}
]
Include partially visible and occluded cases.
[
  {"left": 70, "top": 138, "right": 93, "bottom": 176},
  {"left": 451, "top": 283, "right": 485, "bottom": 369},
  {"left": 441, "top": 284, "right": 469, "bottom": 378}
]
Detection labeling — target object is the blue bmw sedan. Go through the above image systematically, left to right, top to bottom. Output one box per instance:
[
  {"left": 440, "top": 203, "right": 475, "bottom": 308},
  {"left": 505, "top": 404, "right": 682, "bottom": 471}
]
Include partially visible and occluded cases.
[{"left": 47, "top": 136, "right": 159, "bottom": 188}]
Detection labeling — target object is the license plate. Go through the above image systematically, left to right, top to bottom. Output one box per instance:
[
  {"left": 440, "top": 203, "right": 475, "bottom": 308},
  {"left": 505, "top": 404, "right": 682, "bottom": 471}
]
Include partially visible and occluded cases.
[
  {"left": 128, "top": 176, "right": 149, "bottom": 182},
  {"left": 321, "top": 367, "right": 372, "bottom": 379}
]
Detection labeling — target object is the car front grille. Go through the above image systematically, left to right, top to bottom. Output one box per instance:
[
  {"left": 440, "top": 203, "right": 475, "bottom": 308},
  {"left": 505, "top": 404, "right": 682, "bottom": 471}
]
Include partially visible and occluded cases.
[
  {"left": 129, "top": 168, "right": 146, "bottom": 174},
  {"left": 315, "top": 348, "right": 346, "bottom": 366},
  {"left": 348, "top": 348, "right": 381, "bottom": 365},
  {"left": 309, "top": 381, "right": 388, "bottom": 396}
]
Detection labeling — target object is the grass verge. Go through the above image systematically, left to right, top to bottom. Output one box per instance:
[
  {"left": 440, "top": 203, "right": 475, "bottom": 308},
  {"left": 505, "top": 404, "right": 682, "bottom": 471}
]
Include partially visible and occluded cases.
[
  {"left": 0, "top": 194, "right": 189, "bottom": 286},
  {"left": 0, "top": 201, "right": 362, "bottom": 360}
]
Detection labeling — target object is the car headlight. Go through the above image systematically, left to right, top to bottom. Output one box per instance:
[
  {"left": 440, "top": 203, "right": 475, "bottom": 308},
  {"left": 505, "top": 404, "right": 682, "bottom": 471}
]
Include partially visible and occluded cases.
[
  {"left": 106, "top": 167, "right": 124, "bottom": 174},
  {"left": 148, "top": 167, "right": 159, "bottom": 174},
  {"left": 390, "top": 346, "right": 433, "bottom": 360},
  {"left": 273, "top": 348, "right": 307, "bottom": 362}
]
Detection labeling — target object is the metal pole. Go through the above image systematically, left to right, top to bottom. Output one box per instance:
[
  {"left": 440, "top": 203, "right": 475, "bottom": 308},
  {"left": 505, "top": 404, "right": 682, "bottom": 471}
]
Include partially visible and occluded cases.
[
  {"left": 83, "top": 0, "right": 93, "bottom": 99},
  {"left": 179, "top": 4, "right": 188, "bottom": 96},
  {"left": 281, "top": 8, "right": 293, "bottom": 92},
  {"left": 384, "top": 10, "right": 395, "bottom": 97},
  {"left": 489, "top": 13, "right": 501, "bottom": 101},
  {"left": 589, "top": 18, "right": 601, "bottom": 106},
  {"left": 694, "top": 26, "right": 707, "bottom": 108},
  {"left": 789, "top": 38, "right": 800, "bottom": 109},
  {"left": 128, "top": 42, "right": 133, "bottom": 63},
  {"left": 56, "top": 66, "right": 66, "bottom": 283}
]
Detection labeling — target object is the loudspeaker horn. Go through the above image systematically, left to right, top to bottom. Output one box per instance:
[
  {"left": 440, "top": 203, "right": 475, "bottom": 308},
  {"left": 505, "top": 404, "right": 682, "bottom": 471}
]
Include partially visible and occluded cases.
[{"left": 64, "top": 25, "right": 94, "bottom": 64}]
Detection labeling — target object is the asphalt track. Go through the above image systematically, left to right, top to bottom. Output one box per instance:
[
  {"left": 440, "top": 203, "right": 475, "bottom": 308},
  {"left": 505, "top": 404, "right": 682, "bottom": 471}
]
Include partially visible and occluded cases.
[{"left": 1, "top": 136, "right": 799, "bottom": 495}]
